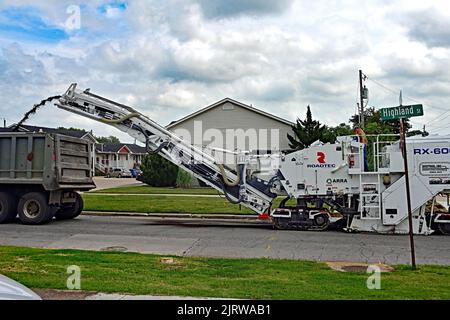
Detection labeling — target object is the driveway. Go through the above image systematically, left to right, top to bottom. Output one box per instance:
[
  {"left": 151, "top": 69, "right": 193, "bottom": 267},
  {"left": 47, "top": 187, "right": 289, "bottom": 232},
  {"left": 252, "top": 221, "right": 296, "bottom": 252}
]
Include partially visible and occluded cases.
[{"left": 92, "top": 177, "right": 143, "bottom": 190}]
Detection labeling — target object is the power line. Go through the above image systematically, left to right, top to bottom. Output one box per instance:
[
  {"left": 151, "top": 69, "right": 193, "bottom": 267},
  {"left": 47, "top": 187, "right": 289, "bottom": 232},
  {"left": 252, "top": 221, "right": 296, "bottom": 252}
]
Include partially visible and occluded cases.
[
  {"left": 364, "top": 74, "right": 450, "bottom": 127},
  {"left": 365, "top": 75, "right": 449, "bottom": 112},
  {"left": 424, "top": 109, "right": 450, "bottom": 126},
  {"left": 427, "top": 114, "right": 450, "bottom": 127},
  {"left": 426, "top": 121, "right": 450, "bottom": 132}
]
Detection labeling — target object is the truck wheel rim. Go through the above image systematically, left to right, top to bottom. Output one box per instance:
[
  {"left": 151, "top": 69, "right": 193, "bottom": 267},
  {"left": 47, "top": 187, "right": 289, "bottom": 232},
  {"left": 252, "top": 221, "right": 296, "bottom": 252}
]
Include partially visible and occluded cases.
[{"left": 23, "top": 200, "right": 41, "bottom": 218}]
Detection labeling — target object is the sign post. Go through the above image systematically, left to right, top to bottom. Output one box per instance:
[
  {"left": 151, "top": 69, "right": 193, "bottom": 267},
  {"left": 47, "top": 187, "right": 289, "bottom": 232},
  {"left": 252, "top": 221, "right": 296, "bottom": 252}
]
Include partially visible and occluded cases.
[{"left": 379, "top": 103, "right": 423, "bottom": 270}]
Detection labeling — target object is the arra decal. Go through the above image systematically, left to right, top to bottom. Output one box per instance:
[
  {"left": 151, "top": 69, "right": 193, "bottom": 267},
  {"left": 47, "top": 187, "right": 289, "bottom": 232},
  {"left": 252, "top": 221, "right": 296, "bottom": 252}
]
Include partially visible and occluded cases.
[{"left": 326, "top": 178, "right": 348, "bottom": 184}]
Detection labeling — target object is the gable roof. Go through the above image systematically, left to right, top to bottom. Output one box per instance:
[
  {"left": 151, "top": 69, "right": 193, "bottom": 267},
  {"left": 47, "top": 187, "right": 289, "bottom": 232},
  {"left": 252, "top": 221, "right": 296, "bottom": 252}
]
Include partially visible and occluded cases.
[
  {"left": 166, "top": 97, "right": 294, "bottom": 129},
  {"left": 8, "top": 124, "right": 97, "bottom": 142},
  {"left": 96, "top": 143, "right": 146, "bottom": 154},
  {"left": 118, "top": 145, "right": 131, "bottom": 153}
]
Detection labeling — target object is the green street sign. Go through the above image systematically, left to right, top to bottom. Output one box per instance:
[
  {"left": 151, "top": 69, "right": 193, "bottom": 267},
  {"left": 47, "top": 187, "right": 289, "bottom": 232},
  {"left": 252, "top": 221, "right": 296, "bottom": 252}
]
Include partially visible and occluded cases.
[{"left": 379, "top": 104, "right": 424, "bottom": 121}]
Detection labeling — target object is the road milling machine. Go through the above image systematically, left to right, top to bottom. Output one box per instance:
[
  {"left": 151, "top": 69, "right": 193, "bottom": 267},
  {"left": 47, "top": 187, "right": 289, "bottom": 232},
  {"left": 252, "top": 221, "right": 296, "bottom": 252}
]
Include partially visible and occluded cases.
[{"left": 51, "top": 84, "right": 450, "bottom": 235}]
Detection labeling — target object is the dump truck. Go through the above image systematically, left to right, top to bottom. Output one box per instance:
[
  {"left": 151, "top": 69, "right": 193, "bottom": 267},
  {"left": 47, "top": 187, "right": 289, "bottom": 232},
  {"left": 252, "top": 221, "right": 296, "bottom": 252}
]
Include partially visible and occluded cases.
[{"left": 0, "top": 132, "right": 95, "bottom": 224}]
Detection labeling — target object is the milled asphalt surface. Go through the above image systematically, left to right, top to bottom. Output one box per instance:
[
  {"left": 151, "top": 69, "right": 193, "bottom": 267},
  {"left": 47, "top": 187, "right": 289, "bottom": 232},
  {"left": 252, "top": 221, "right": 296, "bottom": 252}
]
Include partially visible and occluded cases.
[{"left": 0, "top": 215, "right": 449, "bottom": 265}]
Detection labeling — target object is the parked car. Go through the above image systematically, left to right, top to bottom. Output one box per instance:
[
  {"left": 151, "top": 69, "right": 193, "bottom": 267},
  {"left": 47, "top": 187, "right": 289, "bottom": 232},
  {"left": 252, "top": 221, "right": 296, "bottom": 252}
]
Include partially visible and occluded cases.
[
  {"left": 106, "top": 168, "right": 132, "bottom": 178},
  {"left": 0, "top": 275, "right": 41, "bottom": 300}
]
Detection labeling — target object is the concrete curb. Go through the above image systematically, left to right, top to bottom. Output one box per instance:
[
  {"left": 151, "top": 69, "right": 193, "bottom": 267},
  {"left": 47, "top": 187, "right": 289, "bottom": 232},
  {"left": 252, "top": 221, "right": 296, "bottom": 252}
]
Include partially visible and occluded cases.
[
  {"left": 86, "top": 193, "right": 221, "bottom": 197},
  {"left": 82, "top": 211, "right": 263, "bottom": 221}
]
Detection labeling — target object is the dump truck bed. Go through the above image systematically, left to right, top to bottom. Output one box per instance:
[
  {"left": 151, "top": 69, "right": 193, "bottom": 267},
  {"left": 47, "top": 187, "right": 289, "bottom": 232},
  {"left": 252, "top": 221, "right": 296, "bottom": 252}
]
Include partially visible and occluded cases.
[{"left": 0, "top": 132, "right": 95, "bottom": 191}]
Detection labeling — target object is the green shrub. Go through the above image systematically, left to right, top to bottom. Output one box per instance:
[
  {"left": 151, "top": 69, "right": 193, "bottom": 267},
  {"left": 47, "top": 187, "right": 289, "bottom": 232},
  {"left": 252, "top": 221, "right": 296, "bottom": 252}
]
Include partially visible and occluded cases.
[
  {"left": 140, "top": 154, "right": 178, "bottom": 187},
  {"left": 176, "top": 169, "right": 193, "bottom": 188}
]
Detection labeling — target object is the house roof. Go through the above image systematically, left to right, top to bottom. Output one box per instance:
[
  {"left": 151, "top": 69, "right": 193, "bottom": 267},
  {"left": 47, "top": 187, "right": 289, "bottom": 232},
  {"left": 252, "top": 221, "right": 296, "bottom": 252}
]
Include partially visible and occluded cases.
[
  {"left": 166, "top": 97, "right": 294, "bottom": 129},
  {"left": 7, "top": 124, "right": 97, "bottom": 141},
  {"left": 95, "top": 143, "right": 147, "bottom": 154}
]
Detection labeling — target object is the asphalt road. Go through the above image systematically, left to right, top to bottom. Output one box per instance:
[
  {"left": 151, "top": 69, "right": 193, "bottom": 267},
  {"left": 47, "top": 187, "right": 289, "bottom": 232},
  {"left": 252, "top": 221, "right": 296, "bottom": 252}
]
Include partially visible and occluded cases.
[{"left": 0, "top": 215, "right": 449, "bottom": 265}]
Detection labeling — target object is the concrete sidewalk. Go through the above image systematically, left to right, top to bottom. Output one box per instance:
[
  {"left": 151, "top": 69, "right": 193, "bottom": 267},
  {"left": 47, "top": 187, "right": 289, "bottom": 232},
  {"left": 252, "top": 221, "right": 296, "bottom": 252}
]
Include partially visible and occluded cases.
[{"left": 33, "top": 288, "right": 232, "bottom": 300}]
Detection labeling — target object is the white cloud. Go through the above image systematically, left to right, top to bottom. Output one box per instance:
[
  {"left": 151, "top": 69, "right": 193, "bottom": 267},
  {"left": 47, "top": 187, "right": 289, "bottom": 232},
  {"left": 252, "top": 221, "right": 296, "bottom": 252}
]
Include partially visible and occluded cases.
[{"left": 0, "top": 0, "right": 449, "bottom": 142}]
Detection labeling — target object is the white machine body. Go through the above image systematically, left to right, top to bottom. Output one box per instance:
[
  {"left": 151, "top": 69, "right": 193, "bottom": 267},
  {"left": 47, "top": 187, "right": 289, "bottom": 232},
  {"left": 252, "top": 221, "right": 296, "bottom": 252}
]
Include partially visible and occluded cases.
[
  {"left": 53, "top": 83, "right": 450, "bottom": 235},
  {"left": 277, "top": 135, "right": 450, "bottom": 234}
]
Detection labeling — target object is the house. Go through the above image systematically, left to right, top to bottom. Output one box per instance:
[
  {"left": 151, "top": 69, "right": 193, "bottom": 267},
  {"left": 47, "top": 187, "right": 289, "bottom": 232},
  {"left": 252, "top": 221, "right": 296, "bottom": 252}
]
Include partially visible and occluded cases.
[
  {"left": 166, "top": 98, "right": 294, "bottom": 163},
  {"left": 95, "top": 143, "right": 147, "bottom": 174}
]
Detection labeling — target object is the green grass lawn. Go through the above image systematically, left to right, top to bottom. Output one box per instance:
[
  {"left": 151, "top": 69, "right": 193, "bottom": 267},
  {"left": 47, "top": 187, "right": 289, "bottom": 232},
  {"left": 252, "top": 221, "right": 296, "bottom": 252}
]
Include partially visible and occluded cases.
[
  {"left": 91, "top": 185, "right": 218, "bottom": 195},
  {"left": 82, "top": 193, "right": 296, "bottom": 215},
  {"left": 83, "top": 194, "right": 255, "bottom": 214},
  {"left": 0, "top": 246, "right": 448, "bottom": 299}
]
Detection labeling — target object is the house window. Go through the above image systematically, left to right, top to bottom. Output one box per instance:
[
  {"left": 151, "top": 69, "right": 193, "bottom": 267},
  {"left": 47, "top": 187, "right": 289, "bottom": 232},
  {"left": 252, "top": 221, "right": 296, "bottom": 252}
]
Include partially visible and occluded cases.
[{"left": 222, "top": 104, "right": 235, "bottom": 110}]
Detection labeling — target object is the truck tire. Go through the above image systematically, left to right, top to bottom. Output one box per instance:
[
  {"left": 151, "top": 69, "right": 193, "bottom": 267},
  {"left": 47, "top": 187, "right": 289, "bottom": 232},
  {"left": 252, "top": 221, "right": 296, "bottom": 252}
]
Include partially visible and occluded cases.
[
  {"left": 0, "top": 192, "right": 18, "bottom": 223},
  {"left": 17, "top": 192, "right": 55, "bottom": 225},
  {"left": 55, "top": 193, "right": 84, "bottom": 220},
  {"left": 438, "top": 223, "right": 450, "bottom": 235}
]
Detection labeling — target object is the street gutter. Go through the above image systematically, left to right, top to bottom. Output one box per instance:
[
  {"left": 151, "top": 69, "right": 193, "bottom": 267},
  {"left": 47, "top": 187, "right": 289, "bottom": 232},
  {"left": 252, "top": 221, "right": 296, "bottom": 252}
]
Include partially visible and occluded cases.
[{"left": 82, "top": 211, "right": 263, "bottom": 221}]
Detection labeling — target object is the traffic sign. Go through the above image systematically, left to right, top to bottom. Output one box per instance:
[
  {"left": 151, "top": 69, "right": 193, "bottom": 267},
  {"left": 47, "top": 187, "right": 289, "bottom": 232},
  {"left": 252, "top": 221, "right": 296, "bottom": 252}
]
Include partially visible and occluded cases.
[{"left": 379, "top": 104, "right": 423, "bottom": 121}]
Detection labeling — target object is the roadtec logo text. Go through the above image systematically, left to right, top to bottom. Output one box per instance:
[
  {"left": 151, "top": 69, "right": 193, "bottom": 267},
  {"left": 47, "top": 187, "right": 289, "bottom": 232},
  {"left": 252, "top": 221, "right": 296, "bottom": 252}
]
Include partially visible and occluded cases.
[
  {"left": 414, "top": 147, "right": 450, "bottom": 155},
  {"left": 307, "top": 151, "right": 336, "bottom": 168}
]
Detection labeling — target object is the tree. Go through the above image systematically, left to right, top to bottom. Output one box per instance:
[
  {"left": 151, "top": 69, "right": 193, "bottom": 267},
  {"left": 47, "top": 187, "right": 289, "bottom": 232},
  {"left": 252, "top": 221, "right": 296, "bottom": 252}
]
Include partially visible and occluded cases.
[
  {"left": 287, "top": 105, "right": 334, "bottom": 150},
  {"left": 322, "top": 123, "right": 354, "bottom": 142},
  {"left": 57, "top": 126, "right": 87, "bottom": 134},
  {"left": 96, "top": 135, "right": 121, "bottom": 143},
  {"left": 139, "top": 154, "right": 179, "bottom": 187}
]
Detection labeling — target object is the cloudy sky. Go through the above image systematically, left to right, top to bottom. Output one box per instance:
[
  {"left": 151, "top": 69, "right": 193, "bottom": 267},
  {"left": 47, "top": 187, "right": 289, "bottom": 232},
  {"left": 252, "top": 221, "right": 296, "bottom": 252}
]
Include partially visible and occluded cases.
[{"left": 0, "top": 0, "right": 449, "bottom": 142}]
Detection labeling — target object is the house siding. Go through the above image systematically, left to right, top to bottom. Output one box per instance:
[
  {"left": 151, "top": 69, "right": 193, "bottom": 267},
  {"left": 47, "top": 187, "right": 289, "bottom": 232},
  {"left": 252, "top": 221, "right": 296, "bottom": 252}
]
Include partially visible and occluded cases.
[{"left": 168, "top": 101, "right": 293, "bottom": 153}]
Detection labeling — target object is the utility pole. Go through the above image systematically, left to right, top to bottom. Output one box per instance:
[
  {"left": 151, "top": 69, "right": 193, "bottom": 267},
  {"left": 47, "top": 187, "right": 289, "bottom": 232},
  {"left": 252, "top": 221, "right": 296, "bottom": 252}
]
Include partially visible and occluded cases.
[
  {"left": 359, "top": 70, "right": 365, "bottom": 128},
  {"left": 399, "top": 90, "right": 416, "bottom": 270},
  {"left": 379, "top": 94, "right": 423, "bottom": 271}
]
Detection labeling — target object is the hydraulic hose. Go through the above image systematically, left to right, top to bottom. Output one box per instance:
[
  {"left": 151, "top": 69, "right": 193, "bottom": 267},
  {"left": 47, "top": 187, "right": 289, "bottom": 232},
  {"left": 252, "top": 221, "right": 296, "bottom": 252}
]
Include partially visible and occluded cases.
[
  {"left": 99, "top": 112, "right": 141, "bottom": 124},
  {"left": 146, "top": 141, "right": 169, "bottom": 155},
  {"left": 217, "top": 163, "right": 240, "bottom": 187},
  {"left": 220, "top": 182, "right": 241, "bottom": 204}
]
